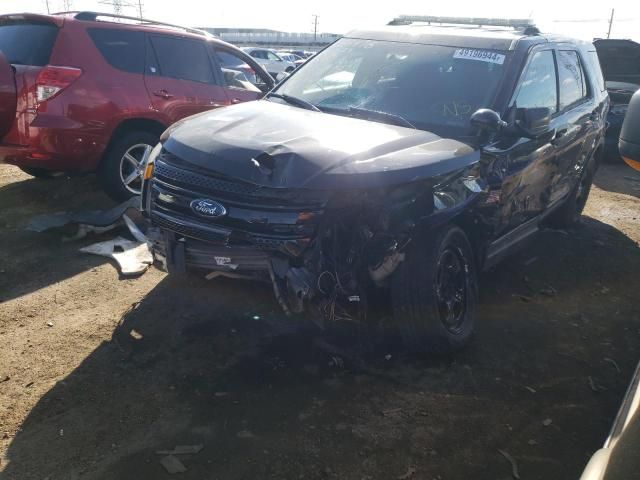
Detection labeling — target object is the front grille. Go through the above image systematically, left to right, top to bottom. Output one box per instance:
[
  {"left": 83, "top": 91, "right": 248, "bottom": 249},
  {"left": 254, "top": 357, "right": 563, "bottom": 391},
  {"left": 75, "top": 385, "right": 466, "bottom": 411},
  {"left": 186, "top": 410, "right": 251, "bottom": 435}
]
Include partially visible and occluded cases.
[
  {"left": 148, "top": 152, "right": 327, "bottom": 252},
  {"left": 154, "top": 160, "right": 262, "bottom": 197},
  {"left": 151, "top": 211, "right": 231, "bottom": 244}
]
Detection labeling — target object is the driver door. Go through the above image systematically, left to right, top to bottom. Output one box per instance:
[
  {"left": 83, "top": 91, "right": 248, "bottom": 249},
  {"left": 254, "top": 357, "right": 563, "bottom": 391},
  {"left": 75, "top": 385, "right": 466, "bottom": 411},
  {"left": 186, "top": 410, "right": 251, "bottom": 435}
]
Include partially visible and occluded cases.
[{"left": 487, "top": 47, "right": 560, "bottom": 237}]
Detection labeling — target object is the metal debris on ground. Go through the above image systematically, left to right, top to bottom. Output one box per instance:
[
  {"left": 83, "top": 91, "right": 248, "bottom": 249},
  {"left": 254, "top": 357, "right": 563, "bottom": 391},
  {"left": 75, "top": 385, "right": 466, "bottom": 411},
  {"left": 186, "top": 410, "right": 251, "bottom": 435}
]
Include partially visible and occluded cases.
[
  {"left": 26, "top": 197, "right": 139, "bottom": 232},
  {"left": 122, "top": 214, "right": 148, "bottom": 243},
  {"left": 80, "top": 237, "right": 153, "bottom": 276},
  {"left": 46, "top": 321, "right": 54, "bottom": 327},
  {"left": 129, "top": 329, "right": 143, "bottom": 340},
  {"left": 604, "top": 357, "right": 621, "bottom": 373},
  {"left": 524, "top": 386, "right": 537, "bottom": 394},
  {"left": 542, "top": 418, "right": 553, "bottom": 427},
  {"left": 156, "top": 444, "right": 204, "bottom": 455},
  {"left": 498, "top": 449, "right": 520, "bottom": 479},
  {"left": 159, "top": 455, "right": 187, "bottom": 474}
]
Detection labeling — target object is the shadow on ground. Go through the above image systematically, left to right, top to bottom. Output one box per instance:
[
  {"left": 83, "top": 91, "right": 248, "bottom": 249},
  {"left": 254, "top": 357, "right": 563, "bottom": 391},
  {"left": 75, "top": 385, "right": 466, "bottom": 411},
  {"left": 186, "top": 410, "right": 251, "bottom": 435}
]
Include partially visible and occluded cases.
[
  {"left": 593, "top": 163, "right": 640, "bottom": 198},
  {"left": 0, "top": 172, "right": 118, "bottom": 303},
  {"left": 3, "top": 213, "right": 640, "bottom": 479}
]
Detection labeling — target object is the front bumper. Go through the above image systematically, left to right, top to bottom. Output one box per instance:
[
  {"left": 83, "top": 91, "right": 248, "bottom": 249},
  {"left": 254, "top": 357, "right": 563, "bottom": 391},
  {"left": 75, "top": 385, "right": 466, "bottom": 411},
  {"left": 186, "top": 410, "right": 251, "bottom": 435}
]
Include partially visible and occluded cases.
[{"left": 152, "top": 228, "right": 273, "bottom": 280}]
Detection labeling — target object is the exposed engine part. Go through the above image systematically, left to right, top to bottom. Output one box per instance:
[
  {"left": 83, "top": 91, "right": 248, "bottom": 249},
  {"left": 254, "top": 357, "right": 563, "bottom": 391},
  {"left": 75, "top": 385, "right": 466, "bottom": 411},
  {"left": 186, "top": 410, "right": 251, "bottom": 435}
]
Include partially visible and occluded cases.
[
  {"left": 369, "top": 251, "right": 406, "bottom": 286},
  {"left": 285, "top": 267, "right": 314, "bottom": 314}
]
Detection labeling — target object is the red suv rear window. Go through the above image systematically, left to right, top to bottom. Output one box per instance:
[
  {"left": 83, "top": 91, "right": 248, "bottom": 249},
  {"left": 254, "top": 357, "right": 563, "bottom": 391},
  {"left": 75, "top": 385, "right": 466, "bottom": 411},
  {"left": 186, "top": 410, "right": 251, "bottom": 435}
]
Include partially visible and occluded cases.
[{"left": 0, "top": 22, "right": 58, "bottom": 66}]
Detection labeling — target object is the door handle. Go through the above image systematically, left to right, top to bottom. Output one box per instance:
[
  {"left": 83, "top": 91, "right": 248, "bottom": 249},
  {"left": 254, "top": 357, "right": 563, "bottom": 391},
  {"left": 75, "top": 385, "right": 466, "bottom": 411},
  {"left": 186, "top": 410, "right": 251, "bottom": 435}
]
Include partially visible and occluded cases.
[
  {"left": 153, "top": 89, "right": 173, "bottom": 99},
  {"left": 231, "top": 98, "right": 242, "bottom": 104},
  {"left": 551, "top": 128, "right": 568, "bottom": 146}
]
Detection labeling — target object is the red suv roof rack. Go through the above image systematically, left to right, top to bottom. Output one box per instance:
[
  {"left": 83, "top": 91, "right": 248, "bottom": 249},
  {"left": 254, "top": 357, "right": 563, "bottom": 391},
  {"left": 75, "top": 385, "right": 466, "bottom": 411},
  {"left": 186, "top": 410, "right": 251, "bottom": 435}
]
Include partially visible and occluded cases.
[{"left": 54, "top": 11, "right": 216, "bottom": 38}]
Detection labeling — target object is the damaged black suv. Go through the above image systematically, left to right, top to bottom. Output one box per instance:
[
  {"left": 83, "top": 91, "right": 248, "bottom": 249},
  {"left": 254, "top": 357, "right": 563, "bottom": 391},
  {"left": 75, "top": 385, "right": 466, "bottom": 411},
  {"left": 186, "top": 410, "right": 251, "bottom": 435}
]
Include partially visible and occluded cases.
[{"left": 141, "top": 16, "right": 608, "bottom": 353}]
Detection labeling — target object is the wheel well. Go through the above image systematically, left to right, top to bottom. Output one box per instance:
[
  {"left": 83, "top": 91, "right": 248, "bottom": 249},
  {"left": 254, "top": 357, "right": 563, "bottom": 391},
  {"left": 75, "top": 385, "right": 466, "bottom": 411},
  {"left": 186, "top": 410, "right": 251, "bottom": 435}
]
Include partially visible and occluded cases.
[{"left": 103, "top": 118, "right": 166, "bottom": 158}]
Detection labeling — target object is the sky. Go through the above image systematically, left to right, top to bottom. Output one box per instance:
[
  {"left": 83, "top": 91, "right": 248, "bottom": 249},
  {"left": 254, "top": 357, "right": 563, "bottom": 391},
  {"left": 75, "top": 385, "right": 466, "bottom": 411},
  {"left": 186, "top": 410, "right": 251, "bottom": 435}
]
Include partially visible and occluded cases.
[{"left": 0, "top": 0, "right": 638, "bottom": 41}]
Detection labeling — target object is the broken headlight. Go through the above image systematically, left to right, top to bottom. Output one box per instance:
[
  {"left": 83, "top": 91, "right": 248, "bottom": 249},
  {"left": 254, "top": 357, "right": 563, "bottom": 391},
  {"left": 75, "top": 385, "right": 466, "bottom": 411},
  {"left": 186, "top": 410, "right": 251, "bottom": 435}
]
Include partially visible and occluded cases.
[{"left": 433, "top": 174, "right": 487, "bottom": 211}]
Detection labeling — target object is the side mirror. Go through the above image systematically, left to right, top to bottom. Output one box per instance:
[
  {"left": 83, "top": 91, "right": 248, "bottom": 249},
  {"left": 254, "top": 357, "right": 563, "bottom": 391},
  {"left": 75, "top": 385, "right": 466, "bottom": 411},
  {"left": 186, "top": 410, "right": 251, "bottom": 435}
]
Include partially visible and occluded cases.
[
  {"left": 619, "top": 89, "right": 640, "bottom": 170},
  {"left": 517, "top": 107, "right": 552, "bottom": 139},
  {"left": 470, "top": 108, "right": 507, "bottom": 133}
]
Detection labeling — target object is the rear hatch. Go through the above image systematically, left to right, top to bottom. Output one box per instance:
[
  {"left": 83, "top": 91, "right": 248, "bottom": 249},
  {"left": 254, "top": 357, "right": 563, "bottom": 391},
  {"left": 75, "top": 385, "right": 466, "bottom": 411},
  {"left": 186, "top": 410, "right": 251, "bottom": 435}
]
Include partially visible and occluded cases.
[
  {"left": 0, "top": 14, "right": 60, "bottom": 143},
  {"left": 594, "top": 39, "right": 640, "bottom": 103}
]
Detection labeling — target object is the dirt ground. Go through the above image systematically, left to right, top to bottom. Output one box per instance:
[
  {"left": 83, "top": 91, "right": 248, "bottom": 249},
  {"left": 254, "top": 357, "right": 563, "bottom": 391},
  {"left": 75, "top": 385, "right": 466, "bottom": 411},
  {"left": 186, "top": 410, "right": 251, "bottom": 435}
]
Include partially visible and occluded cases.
[{"left": 0, "top": 162, "right": 639, "bottom": 480}]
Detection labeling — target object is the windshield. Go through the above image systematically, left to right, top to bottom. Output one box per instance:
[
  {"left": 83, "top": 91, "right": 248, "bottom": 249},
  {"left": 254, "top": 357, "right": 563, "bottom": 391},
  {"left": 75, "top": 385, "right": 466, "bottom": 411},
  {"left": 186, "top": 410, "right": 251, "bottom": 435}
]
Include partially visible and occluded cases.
[{"left": 275, "top": 37, "right": 508, "bottom": 137}]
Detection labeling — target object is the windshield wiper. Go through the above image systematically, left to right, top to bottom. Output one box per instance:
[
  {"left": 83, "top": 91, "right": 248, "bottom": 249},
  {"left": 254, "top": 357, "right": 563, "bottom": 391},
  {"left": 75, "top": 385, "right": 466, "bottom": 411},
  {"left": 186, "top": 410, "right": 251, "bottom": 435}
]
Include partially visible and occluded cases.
[
  {"left": 267, "top": 93, "right": 321, "bottom": 112},
  {"left": 347, "top": 107, "right": 416, "bottom": 129}
]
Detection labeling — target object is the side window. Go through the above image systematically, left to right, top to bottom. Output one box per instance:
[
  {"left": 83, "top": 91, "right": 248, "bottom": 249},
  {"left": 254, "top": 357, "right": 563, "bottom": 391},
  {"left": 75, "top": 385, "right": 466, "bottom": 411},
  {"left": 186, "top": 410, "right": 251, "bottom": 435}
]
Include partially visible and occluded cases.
[
  {"left": 88, "top": 28, "right": 145, "bottom": 74},
  {"left": 150, "top": 36, "right": 214, "bottom": 84},
  {"left": 214, "top": 48, "right": 262, "bottom": 92},
  {"left": 251, "top": 50, "right": 266, "bottom": 59},
  {"left": 512, "top": 50, "right": 557, "bottom": 112},
  {"left": 557, "top": 50, "right": 587, "bottom": 110},
  {"left": 266, "top": 51, "right": 281, "bottom": 61},
  {"left": 587, "top": 51, "right": 606, "bottom": 92}
]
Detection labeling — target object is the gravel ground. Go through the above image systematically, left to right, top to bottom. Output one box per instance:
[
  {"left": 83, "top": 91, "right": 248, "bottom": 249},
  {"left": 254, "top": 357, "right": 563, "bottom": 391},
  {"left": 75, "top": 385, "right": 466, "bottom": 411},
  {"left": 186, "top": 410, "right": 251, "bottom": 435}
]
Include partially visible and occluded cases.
[{"left": 0, "top": 162, "right": 639, "bottom": 480}]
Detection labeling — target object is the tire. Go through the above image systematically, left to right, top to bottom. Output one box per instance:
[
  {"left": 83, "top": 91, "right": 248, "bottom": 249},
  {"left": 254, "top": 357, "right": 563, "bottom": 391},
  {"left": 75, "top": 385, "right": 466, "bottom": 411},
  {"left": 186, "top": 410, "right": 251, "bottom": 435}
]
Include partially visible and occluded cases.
[
  {"left": 98, "top": 131, "right": 158, "bottom": 202},
  {"left": 547, "top": 153, "right": 598, "bottom": 229},
  {"left": 19, "top": 167, "right": 59, "bottom": 179},
  {"left": 391, "top": 225, "right": 478, "bottom": 354}
]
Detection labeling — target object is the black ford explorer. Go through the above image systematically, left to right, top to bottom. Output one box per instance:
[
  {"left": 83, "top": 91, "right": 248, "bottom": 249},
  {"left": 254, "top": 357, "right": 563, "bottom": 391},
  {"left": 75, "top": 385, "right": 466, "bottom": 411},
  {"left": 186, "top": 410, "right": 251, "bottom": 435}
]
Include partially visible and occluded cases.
[{"left": 141, "top": 16, "right": 608, "bottom": 353}]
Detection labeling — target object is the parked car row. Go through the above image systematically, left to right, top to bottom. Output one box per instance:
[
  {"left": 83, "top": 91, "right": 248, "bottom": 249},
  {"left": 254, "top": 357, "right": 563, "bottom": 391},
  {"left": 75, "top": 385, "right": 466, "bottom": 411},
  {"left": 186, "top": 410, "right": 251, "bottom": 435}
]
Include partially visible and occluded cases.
[{"left": 0, "top": 11, "right": 274, "bottom": 200}]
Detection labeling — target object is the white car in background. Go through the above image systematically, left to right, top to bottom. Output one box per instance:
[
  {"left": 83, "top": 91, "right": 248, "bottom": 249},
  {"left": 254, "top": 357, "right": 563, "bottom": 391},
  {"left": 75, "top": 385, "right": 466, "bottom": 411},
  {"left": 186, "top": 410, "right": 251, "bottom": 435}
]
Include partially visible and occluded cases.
[
  {"left": 241, "top": 48, "right": 296, "bottom": 77},
  {"left": 278, "top": 52, "right": 306, "bottom": 68}
]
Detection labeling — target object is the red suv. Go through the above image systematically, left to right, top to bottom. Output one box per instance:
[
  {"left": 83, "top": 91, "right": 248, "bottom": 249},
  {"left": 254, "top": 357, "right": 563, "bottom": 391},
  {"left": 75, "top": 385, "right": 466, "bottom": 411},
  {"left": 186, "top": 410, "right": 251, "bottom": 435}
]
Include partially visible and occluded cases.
[{"left": 0, "top": 11, "right": 274, "bottom": 200}]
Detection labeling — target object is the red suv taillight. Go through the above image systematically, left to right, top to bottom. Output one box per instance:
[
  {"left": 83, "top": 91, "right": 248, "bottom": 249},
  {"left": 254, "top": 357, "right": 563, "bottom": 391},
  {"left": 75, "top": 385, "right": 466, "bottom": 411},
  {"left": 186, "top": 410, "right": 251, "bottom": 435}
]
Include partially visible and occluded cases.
[{"left": 35, "top": 66, "right": 82, "bottom": 104}]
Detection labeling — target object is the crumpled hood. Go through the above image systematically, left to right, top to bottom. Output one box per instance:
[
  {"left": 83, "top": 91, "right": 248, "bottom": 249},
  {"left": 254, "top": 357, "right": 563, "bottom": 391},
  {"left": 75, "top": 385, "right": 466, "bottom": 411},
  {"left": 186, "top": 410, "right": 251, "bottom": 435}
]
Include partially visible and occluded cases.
[{"left": 162, "top": 100, "right": 480, "bottom": 189}]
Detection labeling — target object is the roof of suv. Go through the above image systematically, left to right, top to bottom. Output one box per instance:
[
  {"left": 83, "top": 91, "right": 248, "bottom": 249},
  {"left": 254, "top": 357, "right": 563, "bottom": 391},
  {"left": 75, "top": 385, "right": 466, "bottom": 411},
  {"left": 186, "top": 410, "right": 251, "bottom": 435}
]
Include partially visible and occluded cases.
[
  {"left": 2, "top": 11, "right": 222, "bottom": 45},
  {"left": 346, "top": 24, "right": 587, "bottom": 51}
]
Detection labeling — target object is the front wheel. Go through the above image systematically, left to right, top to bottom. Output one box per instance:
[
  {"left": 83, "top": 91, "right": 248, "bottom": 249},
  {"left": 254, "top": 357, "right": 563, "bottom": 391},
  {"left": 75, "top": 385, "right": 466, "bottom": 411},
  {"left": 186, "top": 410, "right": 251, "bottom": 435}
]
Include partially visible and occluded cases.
[
  {"left": 98, "top": 131, "right": 158, "bottom": 202},
  {"left": 391, "top": 225, "right": 477, "bottom": 354}
]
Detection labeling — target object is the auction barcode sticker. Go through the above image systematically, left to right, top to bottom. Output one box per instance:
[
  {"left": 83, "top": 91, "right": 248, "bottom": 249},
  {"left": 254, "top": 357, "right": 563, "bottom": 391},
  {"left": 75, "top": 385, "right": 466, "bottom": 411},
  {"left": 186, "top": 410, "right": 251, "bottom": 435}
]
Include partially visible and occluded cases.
[{"left": 453, "top": 49, "right": 506, "bottom": 65}]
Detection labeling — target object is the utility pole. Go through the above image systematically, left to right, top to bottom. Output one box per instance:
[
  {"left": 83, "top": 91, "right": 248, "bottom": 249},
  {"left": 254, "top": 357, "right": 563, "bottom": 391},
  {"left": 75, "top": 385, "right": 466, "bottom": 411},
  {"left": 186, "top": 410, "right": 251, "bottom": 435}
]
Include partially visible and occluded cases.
[
  {"left": 44, "top": 0, "right": 50, "bottom": 14},
  {"left": 98, "top": 0, "right": 142, "bottom": 17},
  {"left": 607, "top": 8, "right": 615, "bottom": 39},
  {"left": 312, "top": 14, "right": 319, "bottom": 43}
]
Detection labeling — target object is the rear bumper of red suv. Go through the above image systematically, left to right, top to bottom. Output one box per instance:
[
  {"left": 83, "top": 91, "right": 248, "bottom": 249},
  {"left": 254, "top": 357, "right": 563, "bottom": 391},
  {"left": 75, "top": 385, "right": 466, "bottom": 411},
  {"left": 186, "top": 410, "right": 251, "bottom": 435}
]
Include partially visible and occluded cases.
[{"left": 0, "top": 123, "right": 106, "bottom": 171}]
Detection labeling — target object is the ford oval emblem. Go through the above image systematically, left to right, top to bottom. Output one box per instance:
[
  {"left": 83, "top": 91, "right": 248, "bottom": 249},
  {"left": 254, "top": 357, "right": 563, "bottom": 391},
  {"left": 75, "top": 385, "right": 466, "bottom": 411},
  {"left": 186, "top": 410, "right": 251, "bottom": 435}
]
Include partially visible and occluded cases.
[{"left": 190, "top": 199, "right": 227, "bottom": 218}]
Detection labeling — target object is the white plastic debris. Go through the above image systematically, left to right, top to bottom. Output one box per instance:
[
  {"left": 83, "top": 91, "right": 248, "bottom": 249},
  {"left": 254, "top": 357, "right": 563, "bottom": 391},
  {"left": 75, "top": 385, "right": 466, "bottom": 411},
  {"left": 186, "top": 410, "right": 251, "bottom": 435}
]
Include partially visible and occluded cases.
[{"left": 80, "top": 236, "right": 153, "bottom": 276}]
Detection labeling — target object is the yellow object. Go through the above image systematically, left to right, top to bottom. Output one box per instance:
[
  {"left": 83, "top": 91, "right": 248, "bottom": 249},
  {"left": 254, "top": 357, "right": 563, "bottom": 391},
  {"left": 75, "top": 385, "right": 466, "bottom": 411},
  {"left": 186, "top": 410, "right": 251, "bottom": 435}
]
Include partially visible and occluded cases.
[
  {"left": 622, "top": 156, "right": 640, "bottom": 172},
  {"left": 143, "top": 162, "right": 155, "bottom": 180}
]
